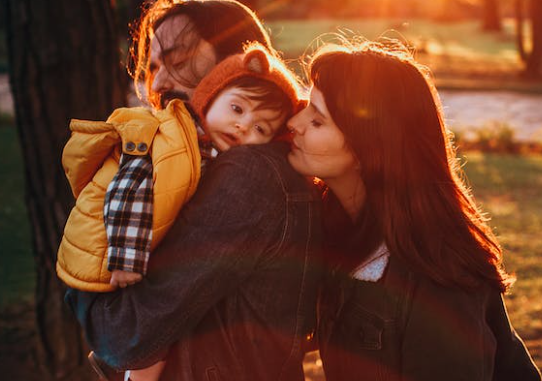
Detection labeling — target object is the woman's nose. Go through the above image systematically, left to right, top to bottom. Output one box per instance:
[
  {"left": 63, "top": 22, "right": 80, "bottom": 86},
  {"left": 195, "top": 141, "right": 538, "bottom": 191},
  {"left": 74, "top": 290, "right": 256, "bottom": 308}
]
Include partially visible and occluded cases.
[{"left": 287, "top": 113, "right": 303, "bottom": 134}]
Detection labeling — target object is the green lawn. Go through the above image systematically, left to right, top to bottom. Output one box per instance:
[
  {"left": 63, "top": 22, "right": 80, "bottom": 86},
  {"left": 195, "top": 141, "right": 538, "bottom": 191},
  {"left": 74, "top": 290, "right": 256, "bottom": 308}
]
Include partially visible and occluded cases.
[
  {"left": 268, "top": 18, "right": 541, "bottom": 92},
  {"left": 269, "top": 18, "right": 517, "bottom": 57},
  {"left": 460, "top": 152, "right": 542, "bottom": 343}
]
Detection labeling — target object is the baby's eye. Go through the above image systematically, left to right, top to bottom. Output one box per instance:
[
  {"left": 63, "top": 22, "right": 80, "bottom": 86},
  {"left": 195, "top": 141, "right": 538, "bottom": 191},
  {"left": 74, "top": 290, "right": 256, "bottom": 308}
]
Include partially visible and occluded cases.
[
  {"left": 231, "top": 104, "right": 243, "bottom": 114},
  {"left": 254, "top": 125, "right": 265, "bottom": 135}
]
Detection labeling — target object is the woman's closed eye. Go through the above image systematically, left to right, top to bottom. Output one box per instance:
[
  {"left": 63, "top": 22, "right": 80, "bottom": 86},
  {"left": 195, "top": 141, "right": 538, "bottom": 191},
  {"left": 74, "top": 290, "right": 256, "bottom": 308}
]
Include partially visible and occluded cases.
[{"left": 311, "top": 119, "right": 322, "bottom": 128}]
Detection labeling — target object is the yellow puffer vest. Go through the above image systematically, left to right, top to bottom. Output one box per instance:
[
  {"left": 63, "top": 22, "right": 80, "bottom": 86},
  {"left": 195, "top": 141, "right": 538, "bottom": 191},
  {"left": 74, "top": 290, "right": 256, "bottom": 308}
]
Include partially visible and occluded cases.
[{"left": 56, "top": 100, "right": 201, "bottom": 292}]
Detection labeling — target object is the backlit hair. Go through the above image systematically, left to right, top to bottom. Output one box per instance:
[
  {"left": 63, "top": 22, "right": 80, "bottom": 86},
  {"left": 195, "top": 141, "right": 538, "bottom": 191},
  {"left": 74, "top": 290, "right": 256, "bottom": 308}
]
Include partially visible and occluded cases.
[{"left": 310, "top": 39, "right": 513, "bottom": 291}]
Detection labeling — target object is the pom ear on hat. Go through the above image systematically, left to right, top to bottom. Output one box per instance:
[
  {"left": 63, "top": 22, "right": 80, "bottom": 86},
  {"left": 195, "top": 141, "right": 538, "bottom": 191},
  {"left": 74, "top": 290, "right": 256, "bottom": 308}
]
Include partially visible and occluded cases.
[
  {"left": 191, "top": 43, "right": 302, "bottom": 126},
  {"left": 243, "top": 48, "right": 270, "bottom": 74}
]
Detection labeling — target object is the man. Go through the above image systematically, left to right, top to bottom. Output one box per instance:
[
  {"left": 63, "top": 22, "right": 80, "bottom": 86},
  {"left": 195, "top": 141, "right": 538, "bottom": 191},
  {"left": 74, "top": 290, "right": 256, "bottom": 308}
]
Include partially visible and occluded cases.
[{"left": 66, "top": 1, "right": 321, "bottom": 380}]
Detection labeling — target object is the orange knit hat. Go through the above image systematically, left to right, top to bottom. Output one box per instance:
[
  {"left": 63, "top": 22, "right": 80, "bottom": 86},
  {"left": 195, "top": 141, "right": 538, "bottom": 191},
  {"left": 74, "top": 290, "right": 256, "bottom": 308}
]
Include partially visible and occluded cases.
[{"left": 190, "top": 43, "right": 303, "bottom": 123}]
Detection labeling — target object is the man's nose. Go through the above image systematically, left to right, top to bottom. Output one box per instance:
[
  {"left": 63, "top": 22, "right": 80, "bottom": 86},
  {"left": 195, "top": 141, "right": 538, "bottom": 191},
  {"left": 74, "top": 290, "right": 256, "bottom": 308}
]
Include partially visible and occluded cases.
[{"left": 151, "top": 66, "right": 173, "bottom": 93}]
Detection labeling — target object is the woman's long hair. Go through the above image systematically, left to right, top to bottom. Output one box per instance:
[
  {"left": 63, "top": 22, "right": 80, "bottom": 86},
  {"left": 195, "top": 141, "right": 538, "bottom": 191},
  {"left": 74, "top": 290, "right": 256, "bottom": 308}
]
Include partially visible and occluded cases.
[
  {"left": 129, "top": 0, "right": 273, "bottom": 108},
  {"left": 310, "top": 40, "right": 513, "bottom": 292}
]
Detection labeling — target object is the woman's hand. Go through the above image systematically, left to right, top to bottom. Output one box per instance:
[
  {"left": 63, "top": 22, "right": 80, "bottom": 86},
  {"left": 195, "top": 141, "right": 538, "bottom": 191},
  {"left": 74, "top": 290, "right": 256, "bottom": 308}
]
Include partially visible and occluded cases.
[{"left": 110, "top": 269, "right": 143, "bottom": 288}]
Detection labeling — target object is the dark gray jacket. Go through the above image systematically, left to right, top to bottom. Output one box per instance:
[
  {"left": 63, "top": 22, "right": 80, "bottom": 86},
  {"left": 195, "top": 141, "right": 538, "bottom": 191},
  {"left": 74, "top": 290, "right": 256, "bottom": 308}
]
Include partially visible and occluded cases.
[
  {"left": 66, "top": 142, "right": 322, "bottom": 381},
  {"left": 319, "top": 254, "right": 541, "bottom": 381}
]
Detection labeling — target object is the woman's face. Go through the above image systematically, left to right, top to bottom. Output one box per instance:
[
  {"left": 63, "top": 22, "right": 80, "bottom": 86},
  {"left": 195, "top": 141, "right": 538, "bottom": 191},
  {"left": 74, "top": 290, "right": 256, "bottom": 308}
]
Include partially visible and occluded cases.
[{"left": 287, "top": 87, "right": 358, "bottom": 180}]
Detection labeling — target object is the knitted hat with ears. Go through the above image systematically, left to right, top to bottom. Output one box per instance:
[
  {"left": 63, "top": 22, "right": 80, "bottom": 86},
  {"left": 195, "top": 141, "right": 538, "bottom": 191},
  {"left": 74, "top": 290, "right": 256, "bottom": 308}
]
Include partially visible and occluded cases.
[{"left": 190, "top": 43, "right": 303, "bottom": 122}]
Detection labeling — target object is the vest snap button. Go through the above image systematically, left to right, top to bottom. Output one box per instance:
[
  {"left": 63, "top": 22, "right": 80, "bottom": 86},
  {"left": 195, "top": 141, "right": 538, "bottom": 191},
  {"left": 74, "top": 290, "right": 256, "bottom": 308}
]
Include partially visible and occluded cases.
[
  {"left": 125, "top": 141, "right": 136, "bottom": 152},
  {"left": 137, "top": 142, "right": 148, "bottom": 152}
]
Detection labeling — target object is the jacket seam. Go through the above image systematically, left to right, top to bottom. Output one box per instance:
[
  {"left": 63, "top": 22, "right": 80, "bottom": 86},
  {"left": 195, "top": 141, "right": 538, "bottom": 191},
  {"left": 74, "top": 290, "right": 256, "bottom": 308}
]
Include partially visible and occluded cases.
[{"left": 278, "top": 196, "right": 313, "bottom": 380}]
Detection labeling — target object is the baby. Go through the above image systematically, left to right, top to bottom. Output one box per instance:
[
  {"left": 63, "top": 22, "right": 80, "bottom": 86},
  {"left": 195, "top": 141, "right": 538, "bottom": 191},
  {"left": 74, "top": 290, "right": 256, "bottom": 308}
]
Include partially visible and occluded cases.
[{"left": 56, "top": 44, "right": 301, "bottom": 381}]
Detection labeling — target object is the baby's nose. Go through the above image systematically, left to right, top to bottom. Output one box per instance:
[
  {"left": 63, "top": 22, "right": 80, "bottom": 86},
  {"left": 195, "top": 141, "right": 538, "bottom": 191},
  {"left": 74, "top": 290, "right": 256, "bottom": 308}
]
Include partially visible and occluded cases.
[{"left": 235, "top": 123, "right": 249, "bottom": 133}]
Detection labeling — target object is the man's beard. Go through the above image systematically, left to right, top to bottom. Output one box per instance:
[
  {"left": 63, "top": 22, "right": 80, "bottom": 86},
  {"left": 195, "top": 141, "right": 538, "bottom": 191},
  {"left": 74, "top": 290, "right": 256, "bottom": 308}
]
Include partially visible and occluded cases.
[{"left": 160, "top": 90, "right": 189, "bottom": 109}]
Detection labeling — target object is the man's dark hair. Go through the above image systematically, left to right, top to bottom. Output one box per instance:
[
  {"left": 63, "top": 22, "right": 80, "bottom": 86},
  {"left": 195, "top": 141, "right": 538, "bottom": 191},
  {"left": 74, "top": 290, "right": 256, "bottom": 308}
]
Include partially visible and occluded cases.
[{"left": 130, "top": 0, "right": 274, "bottom": 107}]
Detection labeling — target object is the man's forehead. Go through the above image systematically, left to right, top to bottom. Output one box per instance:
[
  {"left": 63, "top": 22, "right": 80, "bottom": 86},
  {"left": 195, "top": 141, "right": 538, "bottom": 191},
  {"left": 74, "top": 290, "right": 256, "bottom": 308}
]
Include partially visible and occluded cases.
[{"left": 151, "top": 14, "right": 196, "bottom": 53}]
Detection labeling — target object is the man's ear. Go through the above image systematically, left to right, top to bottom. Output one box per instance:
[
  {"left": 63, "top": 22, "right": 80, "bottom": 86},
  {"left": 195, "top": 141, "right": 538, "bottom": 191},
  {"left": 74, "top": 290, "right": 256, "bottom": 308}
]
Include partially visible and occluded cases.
[{"left": 243, "top": 49, "right": 270, "bottom": 74}]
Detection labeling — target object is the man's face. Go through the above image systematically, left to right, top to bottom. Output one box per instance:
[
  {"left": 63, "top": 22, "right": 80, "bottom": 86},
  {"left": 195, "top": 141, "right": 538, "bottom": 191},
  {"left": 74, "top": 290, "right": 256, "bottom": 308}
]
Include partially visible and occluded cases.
[{"left": 150, "top": 15, "right": 217, "bottom": 108}]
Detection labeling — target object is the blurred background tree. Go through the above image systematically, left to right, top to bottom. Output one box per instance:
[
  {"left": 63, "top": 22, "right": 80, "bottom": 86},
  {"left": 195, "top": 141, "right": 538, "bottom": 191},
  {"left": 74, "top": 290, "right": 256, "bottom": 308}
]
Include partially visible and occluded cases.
[
  {"left": 2, "top": 0, "right": 126, "bottom": 379},
  {"left": 483, "top": 0, "right": 503, "bottom": 31},
  {"left": 516, "top": 0, "right": 542, "bottom": 78}
]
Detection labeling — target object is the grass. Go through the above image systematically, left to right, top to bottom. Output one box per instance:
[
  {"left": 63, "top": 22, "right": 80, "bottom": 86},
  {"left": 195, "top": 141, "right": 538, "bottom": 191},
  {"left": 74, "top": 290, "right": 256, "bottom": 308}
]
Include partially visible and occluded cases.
[
  {"left": 267, "top": 18, "right": 542, "bottom": 92},
  {"left": 268, "top": 18, "right": 516, "bottom": 56},
  {"left": 460, "top": 152, "right": 542, "bottom": 346}
]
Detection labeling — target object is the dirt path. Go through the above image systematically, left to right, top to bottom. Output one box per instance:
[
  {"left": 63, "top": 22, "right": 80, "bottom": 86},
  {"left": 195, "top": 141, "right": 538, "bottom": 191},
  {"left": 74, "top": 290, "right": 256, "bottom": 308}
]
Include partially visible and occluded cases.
[{"left": 440, "top": 89, "right": 542, "bottom": 142}]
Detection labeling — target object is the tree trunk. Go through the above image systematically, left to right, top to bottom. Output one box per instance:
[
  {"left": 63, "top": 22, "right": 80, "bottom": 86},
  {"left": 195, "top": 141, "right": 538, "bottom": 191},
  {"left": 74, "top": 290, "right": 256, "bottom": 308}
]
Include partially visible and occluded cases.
[
  {"left": 2, "top": 0, "right": 126, "bottom": 379},
  {"left": 482, "top": 0, "right": 502, "bottom": 31},
  {"left": 516, "top": 0, "right": 542, "bottom": 77},
  {"left": 516, "top": 0, "right": 527, "bottom": 61},
  {"left": 526, "top": 0, "right": 542, "bottom": 76}
]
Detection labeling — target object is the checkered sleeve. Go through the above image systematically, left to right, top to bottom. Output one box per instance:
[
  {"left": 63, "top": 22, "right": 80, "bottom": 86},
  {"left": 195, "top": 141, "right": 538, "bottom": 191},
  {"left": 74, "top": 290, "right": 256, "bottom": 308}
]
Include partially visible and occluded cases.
[{"left": 103, "top": 154, "right": 153, "bottom": 275}]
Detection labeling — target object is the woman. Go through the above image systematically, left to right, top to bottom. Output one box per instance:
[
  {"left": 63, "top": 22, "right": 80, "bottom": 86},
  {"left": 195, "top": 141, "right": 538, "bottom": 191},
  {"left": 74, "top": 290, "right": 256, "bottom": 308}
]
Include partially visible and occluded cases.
[{"left": 287, "top": 40, "right": 541, "bottom": 380}]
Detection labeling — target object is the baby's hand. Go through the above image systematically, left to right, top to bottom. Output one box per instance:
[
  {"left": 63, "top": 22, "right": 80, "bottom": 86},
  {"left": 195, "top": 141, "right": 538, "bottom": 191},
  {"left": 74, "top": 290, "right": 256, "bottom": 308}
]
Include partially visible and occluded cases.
[{"left": 110, "top": 270, "right": 143, "bottom": 288}]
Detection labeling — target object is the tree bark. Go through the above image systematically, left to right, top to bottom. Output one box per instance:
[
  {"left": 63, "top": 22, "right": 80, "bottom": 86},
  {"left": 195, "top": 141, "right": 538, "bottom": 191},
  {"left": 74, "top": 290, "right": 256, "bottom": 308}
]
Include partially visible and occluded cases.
[
  {"left": 2, "top": 0, "right": 126, "bottom": 379},
  {"left": 482, "top": 0, "right": 502, "bottom": 31},
  {"left": 516, "top": 0, "right": 542, "bottom": 77},
  {"left": 516, "top": 0, "right": 527, "bottom": 62},
  {"left": 526, "top": 0, "right": 542, "bottom": 76}
]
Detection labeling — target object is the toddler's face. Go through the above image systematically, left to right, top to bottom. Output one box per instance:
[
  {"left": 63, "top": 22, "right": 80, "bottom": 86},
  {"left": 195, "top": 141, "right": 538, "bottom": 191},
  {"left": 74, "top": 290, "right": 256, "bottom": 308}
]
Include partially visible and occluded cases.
[{"left": 204, "top": 87, "right": 286, "bottom": 152}]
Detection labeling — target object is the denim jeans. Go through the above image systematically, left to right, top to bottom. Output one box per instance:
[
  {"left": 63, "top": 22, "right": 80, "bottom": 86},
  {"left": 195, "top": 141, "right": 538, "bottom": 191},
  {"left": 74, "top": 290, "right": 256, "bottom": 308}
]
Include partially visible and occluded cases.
[{"left": 66, "top": 142, "right": 322, "bottom": 381}]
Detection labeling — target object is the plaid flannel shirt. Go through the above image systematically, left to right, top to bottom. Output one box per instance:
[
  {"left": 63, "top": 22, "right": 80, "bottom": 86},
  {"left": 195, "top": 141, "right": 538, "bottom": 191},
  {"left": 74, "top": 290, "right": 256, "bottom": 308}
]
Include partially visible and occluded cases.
[
  {"left": 104, "top": 122, "right": 217, "bottom": 275},
  {"left": 104, "top": 154, "right": 154, "bottom": 274}
]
